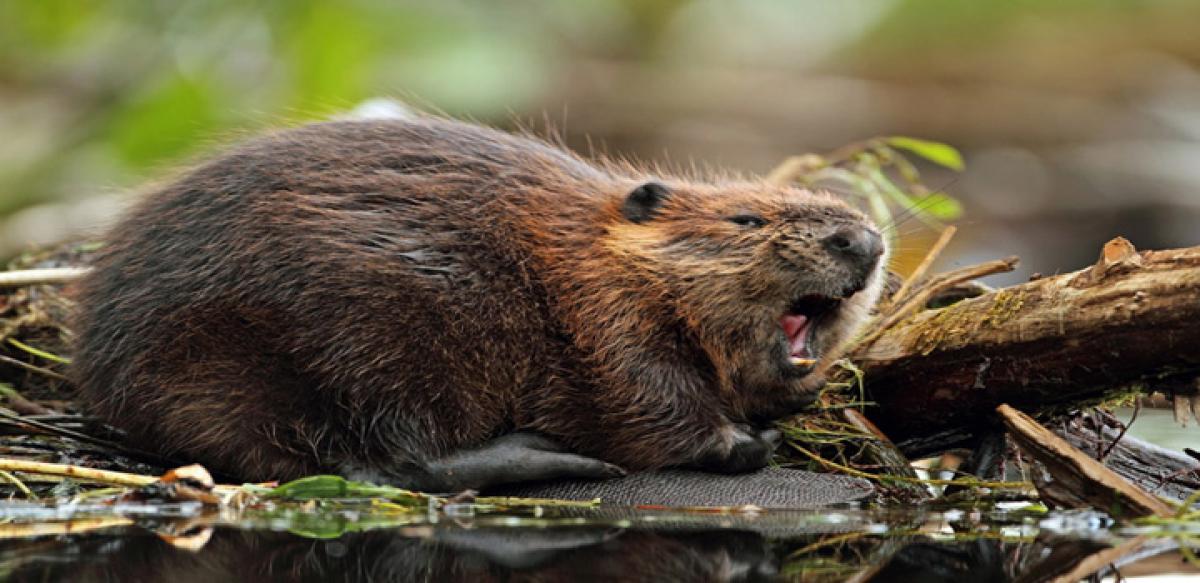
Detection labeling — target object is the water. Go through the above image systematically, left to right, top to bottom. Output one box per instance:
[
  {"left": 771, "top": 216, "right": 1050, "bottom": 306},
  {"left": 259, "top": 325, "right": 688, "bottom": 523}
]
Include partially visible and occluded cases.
[
  {"left": 1118, "top": 407, "right": 1198, "bottom": 453},
  {"left": 0, "top": 499, "right": 1195, "bottom": 582}
]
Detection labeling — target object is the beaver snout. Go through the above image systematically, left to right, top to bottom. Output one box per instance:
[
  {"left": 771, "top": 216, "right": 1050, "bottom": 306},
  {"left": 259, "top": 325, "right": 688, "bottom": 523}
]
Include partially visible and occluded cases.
[{"left": 821, "top": 226, "right": 884, "bottom": 283}]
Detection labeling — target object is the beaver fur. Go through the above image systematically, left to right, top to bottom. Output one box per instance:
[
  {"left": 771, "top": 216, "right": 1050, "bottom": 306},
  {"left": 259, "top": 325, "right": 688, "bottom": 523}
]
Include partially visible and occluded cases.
[{"left": 71, "top": 116, "right": 886, "bottom": 484}]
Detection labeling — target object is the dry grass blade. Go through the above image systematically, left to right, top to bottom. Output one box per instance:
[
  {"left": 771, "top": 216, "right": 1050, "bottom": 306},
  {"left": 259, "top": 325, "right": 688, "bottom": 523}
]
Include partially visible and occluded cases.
[
  {"left": 0, "top": 267, "right": 90, "bottom": 288},
  {"left": 0, "top": 469, "right": 36, "bottom": 498}
]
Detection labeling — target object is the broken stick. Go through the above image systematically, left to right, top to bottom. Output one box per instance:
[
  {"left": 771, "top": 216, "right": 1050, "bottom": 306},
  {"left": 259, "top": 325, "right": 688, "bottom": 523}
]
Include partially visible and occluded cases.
[{"left": 998, "top": 404, "right": 1173, "bottom": 519}]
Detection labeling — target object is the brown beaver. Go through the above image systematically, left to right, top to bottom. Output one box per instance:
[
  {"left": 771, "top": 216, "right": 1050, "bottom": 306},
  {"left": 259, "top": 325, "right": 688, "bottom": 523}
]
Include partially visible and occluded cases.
[{"left": 71, "top": 116, "right": 886, "bottom": 490}]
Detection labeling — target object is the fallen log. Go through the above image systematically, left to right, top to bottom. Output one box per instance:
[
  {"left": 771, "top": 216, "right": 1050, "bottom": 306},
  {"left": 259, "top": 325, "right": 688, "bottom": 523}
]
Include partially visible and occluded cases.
[
  {"left": 855, "top": 237, "right": 1200, "bottom": 448},
  {"left": 998, "top": 404, "right": 1173, "bottom": 519},
  {"left": 1056, "top": 410, "right": 1200, "bottom": 503}
]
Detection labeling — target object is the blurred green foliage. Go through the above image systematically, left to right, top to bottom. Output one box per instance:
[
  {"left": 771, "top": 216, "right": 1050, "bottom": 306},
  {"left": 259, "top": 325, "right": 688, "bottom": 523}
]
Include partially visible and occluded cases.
[
  {"left": 0, "top": 0, "right": 674, "bottom": 218},
  {"left": 2, "top": 0, "right": 1198, "bottom": 233}
]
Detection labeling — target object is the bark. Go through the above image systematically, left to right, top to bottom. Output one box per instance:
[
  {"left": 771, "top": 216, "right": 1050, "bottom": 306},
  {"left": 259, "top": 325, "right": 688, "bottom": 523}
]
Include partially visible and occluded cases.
[{"left": 855, "top": 238, "right": 1200, "bottom": 447}]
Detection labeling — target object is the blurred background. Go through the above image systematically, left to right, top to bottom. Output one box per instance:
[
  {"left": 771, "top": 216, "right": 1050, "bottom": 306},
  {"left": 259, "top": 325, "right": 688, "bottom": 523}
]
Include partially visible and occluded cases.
[{"left": 2, "top": 0, "right": 1200, "bottom": 282}]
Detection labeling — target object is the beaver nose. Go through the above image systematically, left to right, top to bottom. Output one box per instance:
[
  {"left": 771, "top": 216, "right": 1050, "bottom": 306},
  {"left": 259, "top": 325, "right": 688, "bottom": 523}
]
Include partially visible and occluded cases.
[{"left": 821, "top": 227, "right": 884, "bottom": 273}]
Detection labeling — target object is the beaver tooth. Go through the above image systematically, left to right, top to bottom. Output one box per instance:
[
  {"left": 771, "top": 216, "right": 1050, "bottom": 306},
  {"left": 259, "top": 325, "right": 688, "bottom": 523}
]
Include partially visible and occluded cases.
[{"left": 789, "top": 356, "right": 817, "bottom": 367}]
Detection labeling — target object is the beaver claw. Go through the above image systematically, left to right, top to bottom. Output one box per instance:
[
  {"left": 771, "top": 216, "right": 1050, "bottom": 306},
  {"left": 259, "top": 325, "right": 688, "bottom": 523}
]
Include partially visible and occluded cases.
[{"left": 693, "top": 425, "right": 781, "bottom": 474}]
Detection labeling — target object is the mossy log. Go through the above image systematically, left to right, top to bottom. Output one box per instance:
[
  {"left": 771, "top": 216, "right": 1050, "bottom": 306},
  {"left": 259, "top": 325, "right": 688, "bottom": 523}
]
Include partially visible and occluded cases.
[{"left": 854, "top": 238, "right": 1200, "bottom": 449}]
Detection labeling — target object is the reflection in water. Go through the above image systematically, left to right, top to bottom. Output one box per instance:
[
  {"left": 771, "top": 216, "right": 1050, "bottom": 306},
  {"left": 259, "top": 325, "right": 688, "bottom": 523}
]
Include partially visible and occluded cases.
[
  {"left": 1, "top": 505, "right": 1190, "bottom": 582},
  {"left": 5, "top": 527, "right": 782, "bottom": 582}
]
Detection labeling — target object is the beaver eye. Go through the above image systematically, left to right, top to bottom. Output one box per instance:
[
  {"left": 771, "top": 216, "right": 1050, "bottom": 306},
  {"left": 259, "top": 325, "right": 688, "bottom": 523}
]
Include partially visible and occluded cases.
[{"left": 728, "top": 214, "right": 767, "bottom": 228}]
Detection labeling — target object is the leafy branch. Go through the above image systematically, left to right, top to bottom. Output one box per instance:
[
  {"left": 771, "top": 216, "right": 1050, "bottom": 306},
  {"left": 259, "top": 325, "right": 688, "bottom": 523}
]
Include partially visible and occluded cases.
[{"left": 767, "top": 136, "right": 965, "bottom": 241}]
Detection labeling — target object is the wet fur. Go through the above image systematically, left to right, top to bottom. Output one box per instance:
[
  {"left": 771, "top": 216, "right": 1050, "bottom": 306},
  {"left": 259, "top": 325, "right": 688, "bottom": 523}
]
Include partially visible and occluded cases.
[{"left": 71, "top": 117, "right": 885, "bottom": 480}]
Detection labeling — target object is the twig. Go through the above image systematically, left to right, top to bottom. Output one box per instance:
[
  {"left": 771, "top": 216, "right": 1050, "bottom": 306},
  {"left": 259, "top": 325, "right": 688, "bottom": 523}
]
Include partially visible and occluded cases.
[
  {"left": 765, "top": 139, "right": 883, "bottom": 186},
  {"left": 766, "top": 154, "right": 826, "bottom": 186},
  {"left": 889, "top": 225, "right": 957, "bottom": 306},
  {"left": 852, "top": 256, "right": 1019, "bottom": 355},
  {"left": 885, "top": 256, "right": 1019, "bottom": 331},
  {"left": 0, "top": 267, "right": 90, "bottom": 288},
  {"left": 0, "top": 354, "right": 69, "bottom": 382},
  {"left": 0, "top": 385, "right": 54, "bottom": 416},
  {"left": 1100, "top": 400, "right": 1139, "bottom": 462},
  {"left": 0, "top": 409, "right": 180, "bottom": 467},
  {"left": 788, "top": 443, "right": 1029, "bottom": 489},
  {"left": 0, "top": 457, "right": 158, "bottom": 488},
  {"left": 0, "top": 457, "right": 243, "bottom": 498},
  {"left": 1151, "top": 464, "right": 1200, "bottom": 494}
]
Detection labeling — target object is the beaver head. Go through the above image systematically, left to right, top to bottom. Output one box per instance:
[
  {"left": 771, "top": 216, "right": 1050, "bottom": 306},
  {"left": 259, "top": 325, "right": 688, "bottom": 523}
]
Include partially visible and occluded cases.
[{"left": 606, "top": 180, "right": 887, "bottom": 417}]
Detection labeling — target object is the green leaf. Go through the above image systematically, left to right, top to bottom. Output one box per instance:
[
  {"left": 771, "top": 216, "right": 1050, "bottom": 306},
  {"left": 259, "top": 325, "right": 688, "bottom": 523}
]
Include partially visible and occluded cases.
[
  {"left": 886, "top": 137, "right": 964, "bottom": 171},
  {"left": 863, "top": 166, "right": 944, "bottom": 232},
  {"left": 865, "top": 167, "right": 919, "bottom": 210},
  {"left": 920, "top": 193, "right": 964, "bottom": 220},
  {"left": 264, "top": 475, "right": 428, "bottom": 505},
  {"left": 265, "top": 475, "right": 353, "bottom": 499}
]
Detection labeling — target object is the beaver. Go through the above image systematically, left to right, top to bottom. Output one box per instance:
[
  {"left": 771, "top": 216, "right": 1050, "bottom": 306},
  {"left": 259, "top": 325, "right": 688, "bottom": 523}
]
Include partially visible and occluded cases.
[{"left": 71, "top": 116, "right": 886, "bottom": 490}]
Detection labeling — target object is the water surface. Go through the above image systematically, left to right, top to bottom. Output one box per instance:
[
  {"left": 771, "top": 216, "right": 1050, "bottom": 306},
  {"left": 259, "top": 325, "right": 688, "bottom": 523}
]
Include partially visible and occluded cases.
[{"left": 0, "top": 500, "right": 1195, "bottom": 582}]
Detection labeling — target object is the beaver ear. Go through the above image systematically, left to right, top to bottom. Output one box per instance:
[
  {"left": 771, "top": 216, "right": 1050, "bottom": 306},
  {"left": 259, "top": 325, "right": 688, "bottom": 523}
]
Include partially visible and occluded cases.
[{"left": 622, "top": 182, "right": 670, "bottom": 224}]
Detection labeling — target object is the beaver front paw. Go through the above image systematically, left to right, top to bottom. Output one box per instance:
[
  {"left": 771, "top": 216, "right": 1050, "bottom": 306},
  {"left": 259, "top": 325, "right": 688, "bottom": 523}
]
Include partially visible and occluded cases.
[
  {"left": 749, "top": 379, "right": 823, "bottom": 423},
  {"left": 693, "top": 424, "right": 781, "bottom": 474}
]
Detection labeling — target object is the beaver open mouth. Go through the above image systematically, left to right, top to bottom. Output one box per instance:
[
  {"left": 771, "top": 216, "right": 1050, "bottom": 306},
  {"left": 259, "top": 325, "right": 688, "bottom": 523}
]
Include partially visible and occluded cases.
[{"left": 780, "top": 294, "right": 842, "bottom": 368}]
